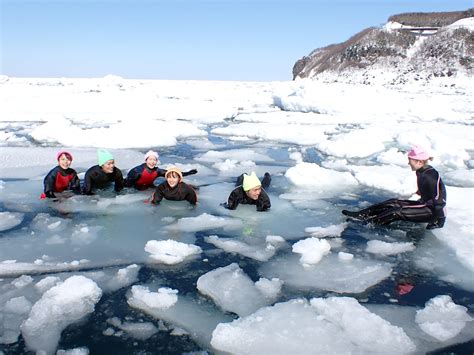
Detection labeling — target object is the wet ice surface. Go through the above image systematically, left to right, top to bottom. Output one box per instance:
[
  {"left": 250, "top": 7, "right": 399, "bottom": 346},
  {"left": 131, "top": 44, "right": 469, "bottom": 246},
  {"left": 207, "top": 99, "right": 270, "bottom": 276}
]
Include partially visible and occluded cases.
[{"left": 0, "top": 77, "right": 473, "bottom": 354}]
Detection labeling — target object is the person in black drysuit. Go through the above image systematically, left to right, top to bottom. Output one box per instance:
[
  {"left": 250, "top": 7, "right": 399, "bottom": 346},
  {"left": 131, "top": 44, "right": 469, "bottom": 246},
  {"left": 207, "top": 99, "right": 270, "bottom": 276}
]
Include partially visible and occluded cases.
[
  {"left": 342, "top": 145, "right": 446, "bottom": 230},
  {"left": 82, "top": 149, "right": 124, "bottom": 195},
  {"left": 125, "top": 150, "right": 197, "bottom": 190},
  {"left": 42, "top": 151, "right": 81, "bottom": 198},
  {"left": 151, "top": 166, "right": 197, "bottom": 206},
  {"left": 222, "top": 172, "right": 271, "bottom": 212}
]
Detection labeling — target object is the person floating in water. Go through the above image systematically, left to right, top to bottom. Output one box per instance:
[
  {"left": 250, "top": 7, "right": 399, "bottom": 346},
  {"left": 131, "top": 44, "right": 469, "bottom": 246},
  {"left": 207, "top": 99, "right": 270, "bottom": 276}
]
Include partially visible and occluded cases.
[
  {"left": 342, "top": 145, "right": 446, "bottom": 230},
  {"left": 82, "top": 149, "right": 124, "bottom": 195},
  {"left": 125, "top": 150, "right": 198, "bottom": 190},
  {"left": 41, "top": 151, "right": 81, "bottom": 199},
  {"left": 150, "top": 166, "right": 197, "bottom": 206},
  {"left": 223, "top": 172, "right": 271, "bottom": 212}
]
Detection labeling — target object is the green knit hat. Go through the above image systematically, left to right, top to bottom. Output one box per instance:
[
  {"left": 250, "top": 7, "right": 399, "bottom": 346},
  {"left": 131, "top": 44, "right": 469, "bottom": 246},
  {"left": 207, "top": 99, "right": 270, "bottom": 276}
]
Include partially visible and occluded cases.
[
  {"left": 97, "top": 149, "right": 114, "bottom": 166},
  {"left": 242, "top": 172, "right": 261, "bottom": 191}
]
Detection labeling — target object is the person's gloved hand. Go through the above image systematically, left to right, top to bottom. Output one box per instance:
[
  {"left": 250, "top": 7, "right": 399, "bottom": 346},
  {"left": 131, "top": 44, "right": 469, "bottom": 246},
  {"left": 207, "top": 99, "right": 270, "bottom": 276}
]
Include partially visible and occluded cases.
[
  {"left": 187, "top": 169, "right": 198, "bottom": 175},
  {"left": 45, "top": 191, "right": 56, "bottom": 198},
  {"left": 220, "top": 202, "right": 228, "bottom": 208}
]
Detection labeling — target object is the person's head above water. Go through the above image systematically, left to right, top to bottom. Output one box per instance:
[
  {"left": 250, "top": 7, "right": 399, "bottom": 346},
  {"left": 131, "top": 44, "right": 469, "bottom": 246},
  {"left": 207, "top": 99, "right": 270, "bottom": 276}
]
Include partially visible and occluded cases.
[
  {"left": 407, "top": 145, "right": 433, "bottom": 171},
  {"left": 98, "top": 149, "right": 115, "bottom": 173},
  {"left": 144, "top": 150, "right": 159, "bottom": 169},
  {"left": 56, "top": 151, "right": 73, "bottom": 170},
  {"left": 165, "top": 166, "right": 183, "bottom": 188},
  {"left": 243, "top": 172, "right": 262, "bottom": 200}
]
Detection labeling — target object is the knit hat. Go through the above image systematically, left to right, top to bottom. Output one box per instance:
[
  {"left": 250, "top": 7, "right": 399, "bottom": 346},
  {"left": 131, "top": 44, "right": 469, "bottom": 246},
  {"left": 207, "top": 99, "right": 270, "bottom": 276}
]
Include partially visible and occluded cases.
[
  {"left": 407, "top": 145, "right": 431, "bottom": 161},
  {"left": 97, "top": 149, "right": 114, "bottom": 166},
  {"left": 144, "top": 150, "right": 159, "bottom": 161},
  {"left": 57, "top": 151, "right": 73, "bottom": 161},
  {"left": 165, "top": 165, "right": 183, "bottom": 181},
  {"left": 242, "top": 172, "right": 261, "bottom": 191}
]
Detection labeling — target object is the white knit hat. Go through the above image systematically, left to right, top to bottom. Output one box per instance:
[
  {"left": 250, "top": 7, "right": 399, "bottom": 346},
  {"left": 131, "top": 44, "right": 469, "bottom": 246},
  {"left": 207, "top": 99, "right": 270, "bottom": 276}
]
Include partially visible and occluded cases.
[{"left": 144, "top": 150, "right": 159, "bottom": 161}]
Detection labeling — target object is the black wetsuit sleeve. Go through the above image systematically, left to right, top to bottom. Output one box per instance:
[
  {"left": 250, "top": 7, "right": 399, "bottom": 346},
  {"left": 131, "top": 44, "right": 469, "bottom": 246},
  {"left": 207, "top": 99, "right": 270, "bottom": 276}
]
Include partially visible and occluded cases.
[
  {"left": 125, "top": 164, "right": 142, "bottom": 188},
  {"left": 43, "top": 167, "right": 58, "bottom": 198},
  {"left": 156, "top": 167, "right": 167, "bottom": 178},
  {"left": 114, "top": 168, "right": 124, "bottom": 192},
  {"left": 82, "top": 169, "right": 94, "bottom": 195},
  {"left": 182, "top": 169, "right": 198, "bottom": 177},
  {"left": 70, "top": 171, "right": 81, "bottom": 193},
  {"left": 183, "top": 183, "right": 198, "bottom": 205},
  {"left": 151, "top": 185, "right": 165, "bottom": 205},
  {"left": 225, "top": 187, "right": 242, "bottom": 210},
  {"left": 256, "top": 189, "right": 271, "bottom": 212}
]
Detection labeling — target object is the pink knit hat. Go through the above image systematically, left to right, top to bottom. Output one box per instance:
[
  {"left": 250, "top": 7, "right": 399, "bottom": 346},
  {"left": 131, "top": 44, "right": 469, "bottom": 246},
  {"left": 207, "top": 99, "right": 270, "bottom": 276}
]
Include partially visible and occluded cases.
[
  {"left": 407, "top": 145, "right": 431, "bottom": 161},
  {"left": 144, "top": 150, "right": 159, "bottom": 161},
  {"left": 57, "top": 151, "right": 73, "bottom": 161}
]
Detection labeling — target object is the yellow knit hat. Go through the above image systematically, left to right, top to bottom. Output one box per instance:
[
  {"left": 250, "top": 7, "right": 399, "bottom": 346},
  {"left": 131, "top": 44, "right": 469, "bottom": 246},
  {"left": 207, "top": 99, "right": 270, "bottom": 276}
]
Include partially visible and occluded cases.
[
  {"left": 165, "top": 166, "right": 183, "bottom": 181},
  {"left": 242, "top": 172, "right": 261, "bottom": 191}
]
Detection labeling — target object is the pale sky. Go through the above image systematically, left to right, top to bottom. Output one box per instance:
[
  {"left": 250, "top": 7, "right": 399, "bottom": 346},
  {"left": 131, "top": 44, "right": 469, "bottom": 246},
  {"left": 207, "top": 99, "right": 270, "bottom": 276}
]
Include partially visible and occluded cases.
[{"left": 1, "top": 0, "right": 471, "bottom": 81}]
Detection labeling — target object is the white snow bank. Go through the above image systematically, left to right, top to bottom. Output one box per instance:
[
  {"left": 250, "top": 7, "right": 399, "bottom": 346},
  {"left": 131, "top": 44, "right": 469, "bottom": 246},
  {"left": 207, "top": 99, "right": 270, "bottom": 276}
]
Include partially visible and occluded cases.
[{"left": 285, "top": 162, "right": 358, "bottom": 190}]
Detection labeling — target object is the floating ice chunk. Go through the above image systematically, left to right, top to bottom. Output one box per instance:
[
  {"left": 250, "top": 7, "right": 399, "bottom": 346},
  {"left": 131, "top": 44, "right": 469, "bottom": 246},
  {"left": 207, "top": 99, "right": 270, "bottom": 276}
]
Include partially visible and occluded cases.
[
  {"left": 196, "top": 149, "right": 274, "bottom": 163},
  {"left": 285, "top": 162, "right": 358, "bottom": 191},
  {"left": 444, "top": 169, "right": 474, "bottom": 187},
  {"left": 0, "top": 212, "right": 24, "bottom": 232},
  {"left": 30, "top": 213, "right": 70, "bottom": 233},
  {"left": 165, "top": 213, "right": 242, "bottom": 232},
  {"left": 304, "top": 223, "right": 347, "bottom": 238},
  {"left": 204, "top": 235, "right": 278, "bottom": 262},
  {"left": 265, "top": 235, "right": 285, "bottom": 244},
  {"left": 292, "top": 238, "right": 331, "bottom": 266},
  {"left": 145, "top": 240, "right": 202, "bottom": 265},
  {"left": 366, "top": 240, "right": 416, "bottom": 256},
  {"left": 338, "top": 252, "right": 354, "bottom": 262},
  {"left": 260, "top": 254, "right": 392, "bottom": 294},
  {"left": 197, "top": 263, "right": 271, "bottom": 317},
  {"left": 103, "top": 264, "right": 140, "bottom": 292},
  {"left": 12, "top": 275, "right": 33, "bottom": 289},
  {"left": 21, "top": 275, "right": 102, "bottom": 354},
  {"left": 35, "top": 276, "right": 61, "bottom": 294},
  {"left": 254, "top": 278, "right": 283, "bottom": 300},
  {"left": 127, "top": 284, "right": 233, "bottom": 348},
  {"left": 129, "top": 285, "right": 178, "bottom": 310},
  {"left": 415, "top": 295, "right": 473, "bottom": 341},
  {"left": 0, "top": 296, "right": 32, "bottom": 344},
  {"left": 310, "top": 297, "right": 416, "bottom": 353},
  {"left": 211, "top": 298, "right": 357, "bottom": 354},
  {"left": 106, "top": 317, "right": 158, "bottom": 340},
  {"left": 56, "top": 347, "right": 89, "bottom": 355}
]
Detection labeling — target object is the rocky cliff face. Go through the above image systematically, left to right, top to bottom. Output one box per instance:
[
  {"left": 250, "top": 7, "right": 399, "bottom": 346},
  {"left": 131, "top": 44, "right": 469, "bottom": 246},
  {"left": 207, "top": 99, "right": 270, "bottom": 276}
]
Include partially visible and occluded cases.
[{"left": 293, "top": 9, "right": 474, "bottom": 85}]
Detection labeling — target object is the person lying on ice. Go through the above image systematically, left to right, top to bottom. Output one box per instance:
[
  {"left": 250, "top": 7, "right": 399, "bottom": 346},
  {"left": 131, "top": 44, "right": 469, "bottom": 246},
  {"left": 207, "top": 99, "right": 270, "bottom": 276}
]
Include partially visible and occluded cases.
[
  {"left": 342, "top": 145, "right": 446, "bottom": 230},
  {"left": 82, "top": 149, "right": 124, "bottom": 195},
  {"left": 125, "top": 150, "right": 197, "bottom": 190},
  {"left": 41, "top": 151, "right": 81, "bottom": 199},
  {"left": 150, "top": 166, "right": 197, "bottom": 206},
  {"left": 223, "top": 172, "right": 271, "bottom": 212}
]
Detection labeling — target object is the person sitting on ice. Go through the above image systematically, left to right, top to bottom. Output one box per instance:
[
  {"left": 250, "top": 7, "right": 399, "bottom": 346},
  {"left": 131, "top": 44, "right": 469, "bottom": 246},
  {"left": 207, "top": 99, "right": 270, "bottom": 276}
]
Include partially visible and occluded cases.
[
  {"left": 342, "top": 145, "right": 446, "bottom": 230},
  {"left": 82, "top": 149, "right": 124, "bottom": 195},
  {"left": 125, "top": 150, "right": 197, "bottom": 190},
  {"left": 41, "top": 151, "right": 81, "bottom": 199},
  {"left": 150, "top": 166, "right": 197, "bottom": 206},
  {"left": 223, "top": 172, "right": 271, "bottom": 212}
]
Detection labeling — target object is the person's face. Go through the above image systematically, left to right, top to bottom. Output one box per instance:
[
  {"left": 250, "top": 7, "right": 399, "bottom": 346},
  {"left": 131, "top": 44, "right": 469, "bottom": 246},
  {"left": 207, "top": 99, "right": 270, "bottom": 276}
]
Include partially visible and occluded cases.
[
  {"left": 58, "top": 154, "right": 71, "bottom": 169},
  {"left": 146, "top": 156, "right": 157, "bottom": 169},
  {"left": 408, "top": 158, "right": 423, "bottom": 171},
  {"left": 101, "top": 160, "right": 115, "bottom": 173},
  {"left": 166, "top": 174, "right": 180, "bottom": 188},
  {"left": 245, "top": 186, "right": 262, "bottom": 200}
]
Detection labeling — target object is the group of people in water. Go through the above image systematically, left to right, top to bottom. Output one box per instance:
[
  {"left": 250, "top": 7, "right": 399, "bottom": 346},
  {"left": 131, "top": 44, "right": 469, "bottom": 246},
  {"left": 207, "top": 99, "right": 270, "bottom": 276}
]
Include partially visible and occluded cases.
[{"left": 42, "top": 145, "right": 446, "bottom": 230}]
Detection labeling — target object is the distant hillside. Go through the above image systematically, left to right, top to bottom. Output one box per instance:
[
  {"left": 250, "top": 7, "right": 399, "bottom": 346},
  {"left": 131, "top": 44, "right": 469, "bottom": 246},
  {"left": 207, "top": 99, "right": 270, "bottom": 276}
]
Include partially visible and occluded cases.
[{"left": 293, "top": 9, "right": 474, "bottom": 85}]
